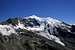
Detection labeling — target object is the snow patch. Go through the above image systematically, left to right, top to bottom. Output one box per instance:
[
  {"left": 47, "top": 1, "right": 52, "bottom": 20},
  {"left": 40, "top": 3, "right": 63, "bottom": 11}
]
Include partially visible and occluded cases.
[
  {"left": 0, "top": 25, "right": 17, "bottom": 35},
  {"left": 37, "top": 32, "right": 65, "bottom": 46}
]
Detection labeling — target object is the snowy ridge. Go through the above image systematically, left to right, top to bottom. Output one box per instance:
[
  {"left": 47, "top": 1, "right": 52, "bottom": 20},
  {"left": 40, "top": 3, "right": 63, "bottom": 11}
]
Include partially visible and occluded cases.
[{"left": 25, "top": 15, "right": 62, "bottom": 26}]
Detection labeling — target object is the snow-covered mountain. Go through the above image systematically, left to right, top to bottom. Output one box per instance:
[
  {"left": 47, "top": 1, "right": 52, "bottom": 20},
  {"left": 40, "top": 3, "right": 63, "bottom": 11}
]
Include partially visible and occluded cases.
[{"left": 0, "top": 15, "right": 75, "bottom": 48}]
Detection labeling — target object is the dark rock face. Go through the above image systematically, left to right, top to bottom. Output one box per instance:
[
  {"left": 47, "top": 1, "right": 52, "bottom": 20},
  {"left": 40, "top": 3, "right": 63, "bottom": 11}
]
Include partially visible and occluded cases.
[
  {"left": 22, "top": 18, "right": 40, "bottom": 27},
  {"left": 71, "top": 25, "right": 75, "bottom": 32},
  {"left": 56, "top": 27, "right": 75, "bottom": 50},
  {"left": 0, "top": 32, "right": 53, "bottom": 50}
]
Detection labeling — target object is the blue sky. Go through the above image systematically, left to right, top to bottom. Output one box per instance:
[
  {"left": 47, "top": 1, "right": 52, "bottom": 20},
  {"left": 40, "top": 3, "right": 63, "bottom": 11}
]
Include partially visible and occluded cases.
[{"left": 0, "top": 0, "right": 75, "bottom": 24}]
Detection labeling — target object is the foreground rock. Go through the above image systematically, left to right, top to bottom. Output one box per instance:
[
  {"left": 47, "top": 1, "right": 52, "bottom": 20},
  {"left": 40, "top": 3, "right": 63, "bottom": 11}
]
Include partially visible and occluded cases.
[{"left": 0, "top": 29, "right": 74, "bottom": 50}]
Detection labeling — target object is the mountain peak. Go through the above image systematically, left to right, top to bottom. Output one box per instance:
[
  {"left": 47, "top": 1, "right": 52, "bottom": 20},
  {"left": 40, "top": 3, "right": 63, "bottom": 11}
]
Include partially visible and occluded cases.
[
  {"left": 0, "top": 15, "right": 73, "bottom": 46},
  {"left": 25, "top": 15, "right": 62, "bottom": 24},
  {"left": 0, "top": 16, "right": 75, "bottom": 50}
]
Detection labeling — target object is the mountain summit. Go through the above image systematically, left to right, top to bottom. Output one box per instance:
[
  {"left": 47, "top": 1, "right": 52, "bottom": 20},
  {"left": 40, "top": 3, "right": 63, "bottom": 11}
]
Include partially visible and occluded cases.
[{"left": 0, "top": 15, "right": 75, "bottom": 50}]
